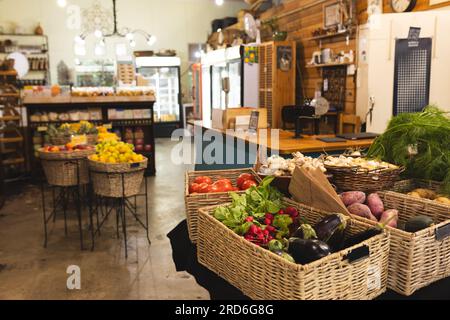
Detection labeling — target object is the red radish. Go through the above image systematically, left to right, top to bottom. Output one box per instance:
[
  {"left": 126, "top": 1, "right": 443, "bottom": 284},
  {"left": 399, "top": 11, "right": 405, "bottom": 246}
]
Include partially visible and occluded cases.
[
  {"left": 237, "top": 173, "right": 255, "bottom": 189},
  {"left": 194, "top": 176, "right": 213, "bottom": 185},
  {"left": 285, "top": 207, "right": 298, "bottom": 217},
  {"left": 278, "top": 209, "right": 285, "bottom": 215},
  {"left": 265, "top": 213, "right": 274, "bottom": 220},
  {"left": 245, "top": 216, "right": 254, "bottom": 222},
  {"left": 264, "top": 218, "right": 272, "bottom": 225},
  {"left": 249, "top": 225, "right": 258, "bottom": 234}
]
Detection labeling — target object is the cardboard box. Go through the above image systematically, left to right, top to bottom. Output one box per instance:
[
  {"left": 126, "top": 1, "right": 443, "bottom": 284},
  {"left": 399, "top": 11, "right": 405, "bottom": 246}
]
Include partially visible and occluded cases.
[{"left": 212, "top": 107, "right": 268, "bottom": 130}]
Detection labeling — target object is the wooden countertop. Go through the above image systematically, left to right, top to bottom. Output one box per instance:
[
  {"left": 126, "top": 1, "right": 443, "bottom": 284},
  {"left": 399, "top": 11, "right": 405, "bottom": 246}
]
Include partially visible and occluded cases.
[
  {"left": 23, "top": 95, "right": 156, "bottom": 105},
  {"left": 192, "top": 120, "right": 374, "bottom": 155}
]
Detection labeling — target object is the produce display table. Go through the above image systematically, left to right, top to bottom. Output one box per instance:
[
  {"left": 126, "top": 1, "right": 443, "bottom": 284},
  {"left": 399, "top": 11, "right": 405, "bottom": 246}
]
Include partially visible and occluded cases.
[
  {"left": 23, "top": 95, "right": 156, "bottom": 177},
  {"left": 191, "top": 120, "right": 374, "bottom": 171},
  {"left": 168, "top": 220, "right": 450, "bottom": 300}
]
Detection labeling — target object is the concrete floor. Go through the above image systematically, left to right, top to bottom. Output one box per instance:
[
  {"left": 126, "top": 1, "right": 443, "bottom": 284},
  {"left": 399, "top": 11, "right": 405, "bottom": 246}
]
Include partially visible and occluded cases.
[{"left": 0, "top": 139, "right": 210, "bottom": 300}]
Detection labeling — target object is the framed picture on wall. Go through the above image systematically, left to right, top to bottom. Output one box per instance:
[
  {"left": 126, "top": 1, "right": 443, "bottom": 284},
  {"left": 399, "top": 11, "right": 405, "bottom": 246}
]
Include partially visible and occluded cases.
[{"left": 323, "top": 2, "right": 342, "bottom": 29}]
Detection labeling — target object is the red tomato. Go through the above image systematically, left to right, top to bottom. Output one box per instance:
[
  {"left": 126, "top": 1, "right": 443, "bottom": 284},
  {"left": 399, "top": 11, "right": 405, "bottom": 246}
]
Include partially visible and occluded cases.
[
  {"left": 236, "top": 173, "right": 255, "bottom": 189},
  {"left": 194, "top": 176, "right": 213, "bottom": 185},
  {"left": 214, "top": 179, "right": 233, "bottom": 192},
  {"left": 240, "top": 179, "right": 258, "bottom": 190},
  {"left": 189, "top": 183, "right": 200, "bottom": 194},
  {"left": 197, "top": 183, "right": 210, "bottom": 193},
  {"left": 207, "top": 184, "right": 221, "bottom": 193},
  {"left": 232, "top": 187, "right": 240, "bottom": 192}
]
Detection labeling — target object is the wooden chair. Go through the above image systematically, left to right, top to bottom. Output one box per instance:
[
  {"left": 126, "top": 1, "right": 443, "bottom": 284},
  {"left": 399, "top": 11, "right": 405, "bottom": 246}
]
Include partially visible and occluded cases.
[{"left": 338, "top": 113, "right": 361, "bottom": 134}]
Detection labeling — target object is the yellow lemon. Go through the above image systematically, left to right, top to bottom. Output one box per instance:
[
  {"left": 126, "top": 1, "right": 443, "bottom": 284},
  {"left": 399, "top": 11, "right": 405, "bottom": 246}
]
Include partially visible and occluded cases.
[{"left": 91, "top": 155, "right": 99, "bottom": 162}]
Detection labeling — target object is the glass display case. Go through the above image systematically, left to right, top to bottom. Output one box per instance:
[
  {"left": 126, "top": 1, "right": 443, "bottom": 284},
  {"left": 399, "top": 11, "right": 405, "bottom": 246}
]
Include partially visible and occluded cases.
[{"left": 75, "top": 60, "right": 115, "bottom": 87}]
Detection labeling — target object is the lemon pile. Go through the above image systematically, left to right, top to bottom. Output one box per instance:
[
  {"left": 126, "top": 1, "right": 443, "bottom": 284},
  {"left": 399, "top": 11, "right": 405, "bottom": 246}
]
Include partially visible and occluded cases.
[
  {"left": 97, "top": 126, "right": 120, "bottom": 143},
  {"left": 90, "top": 141, "right": 144, "bottom": 164}
]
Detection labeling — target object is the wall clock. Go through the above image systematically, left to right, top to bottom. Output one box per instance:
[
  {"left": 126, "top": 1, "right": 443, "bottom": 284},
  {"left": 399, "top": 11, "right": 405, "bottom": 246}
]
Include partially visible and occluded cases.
[{"left": 390, "top": 0, "right": 417, "bottom": 12}]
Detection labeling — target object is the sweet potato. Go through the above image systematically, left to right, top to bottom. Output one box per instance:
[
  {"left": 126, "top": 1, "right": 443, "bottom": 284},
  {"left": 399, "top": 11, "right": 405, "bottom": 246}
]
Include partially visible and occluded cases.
[
  {"left": 340, "top": 191, "right": 366, "bottom": 206},
  {"left": 366, "top": 193, "right": 384, "bottom": 220},
  {"left": 347, "top": 203, "right": 377, "bottom": 221},
  {"left": 379, "top": 209, "right": 399, "bottom": 228}
]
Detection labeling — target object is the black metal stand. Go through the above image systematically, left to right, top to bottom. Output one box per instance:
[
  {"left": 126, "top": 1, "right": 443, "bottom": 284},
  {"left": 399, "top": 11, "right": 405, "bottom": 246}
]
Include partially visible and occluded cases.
[
  {"left": 40, "top": 158, "right": 90, "bottom": 250},
  {"left": 89, "top": 170, "right": 150, "bottom": 258}
]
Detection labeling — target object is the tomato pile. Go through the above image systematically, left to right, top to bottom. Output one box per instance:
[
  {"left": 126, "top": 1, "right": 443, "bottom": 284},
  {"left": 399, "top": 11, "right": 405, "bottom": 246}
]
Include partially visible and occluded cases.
[{"left": 189, "top": 173, "right": 257, "bottom": 194}]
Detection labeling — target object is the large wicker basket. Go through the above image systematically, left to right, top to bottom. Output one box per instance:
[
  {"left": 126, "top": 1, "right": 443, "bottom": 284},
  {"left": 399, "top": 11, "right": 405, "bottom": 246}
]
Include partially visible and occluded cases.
[
  {"left": 39, "top": 148, "right": 95, "bottom": 187},
  {"left": 88, "top": 158, "right": 148, "bottom": 198},
  {"left": 325, "top": 165, "right": 404, "bottom": 192},
  {"left": 185, "top": 168, "right": 261, "bottom": 244},
  {"left": 389, "top": 179, "right": 449, "bottom": 203},
  {"left": 351, "top": 191, "right": 450, "bottom": 296},
  {"left": 197, "top": 198, "right": 390, "bottom": 300}
]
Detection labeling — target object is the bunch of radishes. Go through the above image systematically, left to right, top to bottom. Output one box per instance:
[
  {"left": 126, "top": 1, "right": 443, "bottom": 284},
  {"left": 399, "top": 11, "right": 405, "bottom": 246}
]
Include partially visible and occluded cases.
[
  {"left": 340, "top": 191, "right": 398, "bottom": 228},
  {"left": 243, "top": 207, "right": 299, "bottom": 246}
]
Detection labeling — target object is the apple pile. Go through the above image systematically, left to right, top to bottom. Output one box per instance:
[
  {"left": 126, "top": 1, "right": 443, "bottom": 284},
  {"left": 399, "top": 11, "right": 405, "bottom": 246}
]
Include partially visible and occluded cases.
[
  {"left": 42, "top": 143, "right": 95, "bottom": 153},
  {"left": 189, "top": 173, "right": 257, "bottom": 194}
]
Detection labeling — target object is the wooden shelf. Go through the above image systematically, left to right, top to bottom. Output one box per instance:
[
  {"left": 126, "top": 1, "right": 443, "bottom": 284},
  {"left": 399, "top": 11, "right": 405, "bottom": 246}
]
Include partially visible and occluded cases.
[
  {"left": 306, "top": 31, "right": 352, "bottom": 41},
  {"left": 0, "top": 33, "right": 47, "bottom": 37},
  {"left": 306, "top": 62, "right": 352, "bottom": 68},
  {"left": 0, "top": 70, "right": 17, "bottom": 76},
  {"left": 0, "top": 93, "right": 20, "bottom": 98},
  {"left": 0, "top": 116, "right": 21, "bottom": 121},
  {"left": 0, "top": 137, "right": 23, "bottom": 143},
  {"left": 0, "top": 148, "right": 18, "bottom": 155},
  {"left": 2, "top": 157, "right": 25, "bottom": 165}
]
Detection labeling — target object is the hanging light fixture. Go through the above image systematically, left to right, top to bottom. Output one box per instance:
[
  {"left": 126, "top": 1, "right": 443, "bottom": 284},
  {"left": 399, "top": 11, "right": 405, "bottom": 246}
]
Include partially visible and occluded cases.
[{"left": 75, "top": 0, "right": 157, "bottom": 52}]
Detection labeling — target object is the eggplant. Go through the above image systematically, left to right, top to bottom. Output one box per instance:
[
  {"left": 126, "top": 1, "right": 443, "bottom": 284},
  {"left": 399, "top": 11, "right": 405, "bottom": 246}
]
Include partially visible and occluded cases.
[
  {"left": 314, "top": 214, "right": 347, "bottom": 251},
  {"left": 405, "top": 215, "right": 434, "bottom": 233},
  {"left": 292, "top": 224, "right": 317, "bottom": 240},
  {"left": 342, "top": 228, "right": 382, "bottom": 249},
  {"left": 288, "top": 238, "right": 331, "bottom": 264},
  {"left": 273, "top": 250, "right": 295, "bottom": 263}
]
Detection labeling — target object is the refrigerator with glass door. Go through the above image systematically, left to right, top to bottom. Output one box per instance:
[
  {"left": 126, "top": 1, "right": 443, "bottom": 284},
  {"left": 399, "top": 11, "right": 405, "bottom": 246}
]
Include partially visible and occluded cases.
[{"left": 135, "top": 56, "right": 182, "bottom": 137}]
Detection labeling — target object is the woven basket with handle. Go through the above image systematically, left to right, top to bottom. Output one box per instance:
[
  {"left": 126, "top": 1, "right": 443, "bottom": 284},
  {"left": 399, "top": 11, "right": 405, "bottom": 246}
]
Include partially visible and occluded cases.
[
  {"left": 38, "top": 148, "right": 95, "bottom": 186},
  {"left": 88, "top": 158, "right": 148, "bottom": 198},
  {"left": 325, "top": 165, "right": 404, "bottom": 192},
  {"left": 185, "top": 168, "right": 261, "bottom": 244},
  {"left": 351, "top": 191, "right": 450, "bottom": 296},
  {"left": 197, "top": 198, "right": 390, "bottom": 300}
]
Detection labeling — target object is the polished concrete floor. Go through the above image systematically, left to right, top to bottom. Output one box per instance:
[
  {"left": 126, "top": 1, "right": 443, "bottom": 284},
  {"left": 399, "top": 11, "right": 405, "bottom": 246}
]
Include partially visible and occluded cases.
[{"left": 0, "top": 139, "right": 210, "bottom": 300}]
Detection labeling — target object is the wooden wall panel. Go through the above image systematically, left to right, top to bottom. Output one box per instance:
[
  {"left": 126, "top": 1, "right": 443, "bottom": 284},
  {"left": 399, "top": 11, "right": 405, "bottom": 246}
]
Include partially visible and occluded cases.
[{"left": 260, "top": 0, "right": 449, "bottom": 130}]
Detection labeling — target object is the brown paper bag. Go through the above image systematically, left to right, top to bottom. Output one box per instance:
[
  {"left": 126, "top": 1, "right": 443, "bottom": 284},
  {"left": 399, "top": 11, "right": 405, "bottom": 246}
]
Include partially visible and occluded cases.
[{"left": 289, "top": 166, "right": 350, "bottom": 215}]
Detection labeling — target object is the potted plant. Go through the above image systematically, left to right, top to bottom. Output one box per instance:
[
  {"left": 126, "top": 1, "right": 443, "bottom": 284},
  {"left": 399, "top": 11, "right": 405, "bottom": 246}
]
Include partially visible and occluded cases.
[{"left": 263, "top": 18, "right": 287, "bottom": 41}]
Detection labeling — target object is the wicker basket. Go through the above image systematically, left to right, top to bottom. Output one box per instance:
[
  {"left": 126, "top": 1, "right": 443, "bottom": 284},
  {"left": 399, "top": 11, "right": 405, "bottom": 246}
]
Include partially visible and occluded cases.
[
  {"left": 50, "top": 134, "right": 98, "bottom": 146},
  {"left": 49, "top": 135, "right": 71, "bottom": 146},
  {"left": 39, "top": 149, "right": 95, "bottom": 187},
  {"left": 88, "top": 158, "right": 148, "bottom": 198},
  {"left": 325, "top": 165, "right": 404, "bottom": 192},
  {"left": 185, "top": 168, "right": 261, "bottom": 244},
  {"left": 351, "top": 191, "right": 450, "bottom": 296},
  {"left": 197, "top": 198, "right": 390, "bottom": 300}
]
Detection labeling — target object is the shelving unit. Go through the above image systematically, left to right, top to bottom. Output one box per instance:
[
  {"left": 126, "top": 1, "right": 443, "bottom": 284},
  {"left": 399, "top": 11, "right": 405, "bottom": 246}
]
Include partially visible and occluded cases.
[
  {"left": 0, "top": 34, "right": 51, "bottom": 86},
  {"left": 0, "top": 69, "right": 26, "bottom": 196}
]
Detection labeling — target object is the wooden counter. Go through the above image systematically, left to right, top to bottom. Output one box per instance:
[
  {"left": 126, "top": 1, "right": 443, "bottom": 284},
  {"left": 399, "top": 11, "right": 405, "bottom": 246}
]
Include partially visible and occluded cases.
[{"left": 191, "top": 120, "right": 374, "bottom": 155}]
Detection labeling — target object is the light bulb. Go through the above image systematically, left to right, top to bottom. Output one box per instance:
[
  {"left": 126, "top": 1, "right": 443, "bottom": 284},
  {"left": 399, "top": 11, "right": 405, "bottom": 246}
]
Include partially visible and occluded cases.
[
  {"left": 57, "top": 0, "right": 67, "bottom": 8},
  {"left": 215, "top": 0, "right": 224, "bottom": 6},
  {"left": 94, "top": 29, "right": 103, "bottom": 38},
  {"left": 126, "top": 33, "right": 134, "bottom": 40},
  {"left": 147, "top": 35, "right": 156, "bottom": 46},
  {"left": 130, "top": 40, "right": 136, "bottom": 47},
  {"left": 194, "top": 51, "right": 201, "bottom": 59}
]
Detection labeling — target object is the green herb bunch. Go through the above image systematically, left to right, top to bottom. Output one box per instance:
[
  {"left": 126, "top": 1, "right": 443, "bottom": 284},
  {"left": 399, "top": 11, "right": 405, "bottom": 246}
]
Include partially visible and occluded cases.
[{"left": 367, "top": 106, "right": 450, "bottom": 195}]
